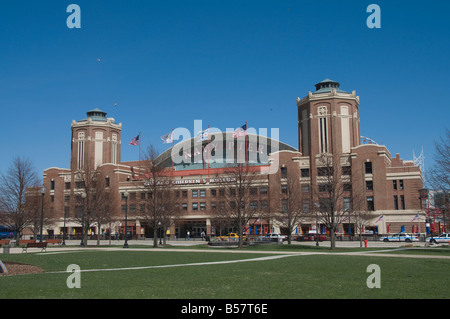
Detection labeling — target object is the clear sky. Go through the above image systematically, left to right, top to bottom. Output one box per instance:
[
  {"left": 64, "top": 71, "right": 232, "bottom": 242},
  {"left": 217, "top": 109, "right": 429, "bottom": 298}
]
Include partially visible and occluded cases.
[{"left": 0, "top": 0, "right": 448, "bottom": 182}]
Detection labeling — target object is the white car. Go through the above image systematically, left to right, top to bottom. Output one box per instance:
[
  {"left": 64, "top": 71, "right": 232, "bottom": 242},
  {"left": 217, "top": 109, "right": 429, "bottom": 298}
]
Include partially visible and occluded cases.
[
  {"left": 265, "top": 233, "right": 287, "bottom": 240},
  {"left": 380, "top": 233, "right": 419, "bottom": 242},
  {"left": 426, "top": 233, "right": 450, "bottom": 244}
]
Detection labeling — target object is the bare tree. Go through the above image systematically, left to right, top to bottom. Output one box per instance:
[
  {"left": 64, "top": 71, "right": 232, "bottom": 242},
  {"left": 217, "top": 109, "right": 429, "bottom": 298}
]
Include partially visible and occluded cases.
[
  {"left": 428, "top": 128, "right": 450, "bottom": 229},
  {"left": 140, "top": 145, "right": 180, "bottom": 247},
  {"left": 314, "top": 154, "right": 348, "bottom": 250},
  {"left": 0, "top": 157, "right": 40, "bottom": 240},
  {"left": 73, "top": 164, "right": 118, "bottom": 245},
  {"left": 215, "top": 164, "right": 260, "bottom": 248},
  {"left": 273, "top": 170, "right": 306, "bottom": 244},
  {"left": 92, "top": 171, "right": 120, "bottom": 245}
]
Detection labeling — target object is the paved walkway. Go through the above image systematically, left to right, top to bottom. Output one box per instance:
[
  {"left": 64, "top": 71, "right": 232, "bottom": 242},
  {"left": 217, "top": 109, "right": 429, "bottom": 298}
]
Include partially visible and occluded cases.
[{"left": 3, "top": 239, "right": 449, "bottom": 260}]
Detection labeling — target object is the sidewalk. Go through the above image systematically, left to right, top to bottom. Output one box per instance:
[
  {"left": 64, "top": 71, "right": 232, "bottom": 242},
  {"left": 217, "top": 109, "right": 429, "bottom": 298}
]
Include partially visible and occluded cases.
[{"left": 2, "top": 238, "right": 430, "bottom": 254}]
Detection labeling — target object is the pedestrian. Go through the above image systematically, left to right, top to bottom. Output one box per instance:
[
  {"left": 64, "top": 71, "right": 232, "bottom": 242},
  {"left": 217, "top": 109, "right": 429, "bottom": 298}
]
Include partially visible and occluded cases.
[{"left": 201, "top": 231, "right": 205, "bottom": 241}]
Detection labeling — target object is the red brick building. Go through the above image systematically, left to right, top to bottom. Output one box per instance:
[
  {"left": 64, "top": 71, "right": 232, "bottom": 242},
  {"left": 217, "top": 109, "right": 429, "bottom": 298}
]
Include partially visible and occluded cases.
[{"left": 39, "top": 80, "right": 425, "bottom": 239}]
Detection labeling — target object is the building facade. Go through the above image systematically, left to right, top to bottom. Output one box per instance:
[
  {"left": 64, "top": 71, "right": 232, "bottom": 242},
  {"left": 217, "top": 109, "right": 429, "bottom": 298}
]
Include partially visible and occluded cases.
[{"left": 38, "top": 80, "right": 425, "bottom": 240}]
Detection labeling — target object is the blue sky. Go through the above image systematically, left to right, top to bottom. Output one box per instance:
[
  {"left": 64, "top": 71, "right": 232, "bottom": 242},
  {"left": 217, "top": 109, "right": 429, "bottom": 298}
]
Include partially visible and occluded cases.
[{"left": 0, "top": 0, "right": 448, "bottom": 181}]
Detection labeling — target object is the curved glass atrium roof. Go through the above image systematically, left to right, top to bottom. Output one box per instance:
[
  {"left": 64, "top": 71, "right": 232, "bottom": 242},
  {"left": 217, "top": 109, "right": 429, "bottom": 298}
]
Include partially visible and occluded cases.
[{"left": 156, "top": 132, "right": 297, "bottom": 171}]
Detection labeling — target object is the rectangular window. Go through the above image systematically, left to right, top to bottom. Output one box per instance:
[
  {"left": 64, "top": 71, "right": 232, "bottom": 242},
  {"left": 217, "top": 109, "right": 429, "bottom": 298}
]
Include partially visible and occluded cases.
[
  {"left": 319, "top": 117, "right": 328, "bottom": 153},
  {"left": 365, "top": 162, "right": 373, "bottom": 174},
  {"left": 342, "top": 166, "right": 352, "bottom": 176},
  {"left": 281, "top": 167, "right": 287, "bottom": 178},
  {"left": 318, "top": 167, "right": 332, "bottom": 176},
  {"left": 301, "top": 168, "right": 310, "bottom": 178},
  {"left": 393, "top": 180, "right": 397, "bottom": 190},
  {"left": 399, "top": 180, "right": 404, "bottom": 190},
  {"left": 366, "top": 181, "right": 373, "bottom": 191},
  {"left": 65, "top": 182, "right": 71, "bottom": 190},
  {"left": 343, "top": 183, "right": 352, "bottom": 192},
  {"left": 281, "top": 184, "right": 287, "bottom": 194},
  {"left": 302, "top": 184, "right": 310, "bottom": 193},
  {"left": 318, "top": 184, "right": 329, "bottom": 193},
  {"left": 260, "top": 187, "right": 268, "bottom": 194},
  {"left": 250, "top": 188, "right": 258, "bottom": 195},
  {"left": 200, "top": 189, "right": 206, "bottom": 198},
  {"left": 210, "top": 189, "right": 217, "bottom": 197},
  {"left": 182, "top": 190, "right": 187, "bottom": 197},
  {"left": 192, "top": 190, "right": 198, "bottom": 198},
  {"left": 64, "top": 195, "right": 70, "bottom": 203},
  {"left": 400, "top": 195, "right": 405, "bottom": 210},
  {"left": 367, "top": 196, "right": 374, "bottom": 211},
  {"left": 394, "top": 196, "right": 398, "bottom": 210},
  {"left": 344, "top": 198, "right": 352, "bottom": 212},
  {"left": 281, "top": 199, "right": 288, "bottom": 212},
  {"left": 260, "top": 200, "right": 268, "bottom": 209},
  {"left": 302, "top": 200, "right": 310, "bottom": 213},
  {"left": 250, "top": 201, "right": 258, "bottom": 209},
  {"left": 192, "top": 202, "right": 198, "bottom": 210},
  {"left": 200, "top": 202, "right": 206, "bottom": 210},
  {"left": 211, "top": 202, "right": 217, "bottom": 210},
  {"left": 182, "top": 203, "right": 188, "bottom": 211},
  {"left": 121, "top": 205, "right": 127, "bottom": 213}
]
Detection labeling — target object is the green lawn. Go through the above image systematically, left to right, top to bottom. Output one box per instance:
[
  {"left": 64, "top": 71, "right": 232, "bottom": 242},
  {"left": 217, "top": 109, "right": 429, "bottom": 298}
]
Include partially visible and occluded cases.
[{"left": 0, "top": 247, "right": 449, "bottom": 299}]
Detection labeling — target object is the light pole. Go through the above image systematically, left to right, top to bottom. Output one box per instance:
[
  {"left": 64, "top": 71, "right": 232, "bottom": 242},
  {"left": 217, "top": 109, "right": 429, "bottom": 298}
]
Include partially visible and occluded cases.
[
  {"left": 40, "top": 186, "right": 46, "bottom": 243},
  {"left": 123, "top": 190, "right": 129, "bottom": 248},
  {"left": 80, "top": 192, "right": 87, "bottom": 247},
  {"left": 62, "top": 208, "right": 67, "bottom": 246},
  {"left": 158, "top": 221, "right": 162, "bottom": 245}
]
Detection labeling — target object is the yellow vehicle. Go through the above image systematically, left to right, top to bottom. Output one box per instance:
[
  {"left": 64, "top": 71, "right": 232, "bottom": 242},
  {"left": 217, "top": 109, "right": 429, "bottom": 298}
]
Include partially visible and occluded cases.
[{"left": 218, "top": 233, "right": 246, "bottom": 240}]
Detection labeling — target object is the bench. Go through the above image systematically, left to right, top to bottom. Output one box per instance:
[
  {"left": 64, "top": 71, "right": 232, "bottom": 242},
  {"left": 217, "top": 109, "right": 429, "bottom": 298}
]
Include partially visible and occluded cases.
[
  {"left": 19, "top": 239, "right": 36, "bottom": 245},
  {"left": 46, "top": 239, "right": 63, "bottom": 245},
  {"left": 0, "top": 240, "right": 10, "bottom": 247},
  {"left": 22, "top": 242, "right": 47, "bottom": 253}
]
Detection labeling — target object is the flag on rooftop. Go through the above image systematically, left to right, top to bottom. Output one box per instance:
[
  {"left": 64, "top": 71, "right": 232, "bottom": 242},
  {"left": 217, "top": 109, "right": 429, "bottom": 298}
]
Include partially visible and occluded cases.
[
  {"left": 233, "top": 123, "right": 247, "bottom": 138},
  {"left": 196, "top": 128, "right": 209, "bottom": 142},
  {"left": 161, "top": 131, "right": 174, "bottom": 144},
  {"left": 129, "top": 134, "right": 140, "bottom": 146}
]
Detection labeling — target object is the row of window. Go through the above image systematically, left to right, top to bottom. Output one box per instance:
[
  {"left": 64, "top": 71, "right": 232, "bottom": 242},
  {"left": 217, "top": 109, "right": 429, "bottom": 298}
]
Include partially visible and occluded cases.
[{"left": 119, "top": 200, "right": 270, "bottom": 213}]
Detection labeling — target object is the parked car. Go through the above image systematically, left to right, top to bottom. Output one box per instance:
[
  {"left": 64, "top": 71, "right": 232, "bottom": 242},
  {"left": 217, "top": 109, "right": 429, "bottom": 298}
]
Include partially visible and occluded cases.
[
  {"left": 217, "top": 233, "right": 246, "bottom": 240},
  {"left": 265, "top": 233, "right": 287, "bottom": 240},
  {"left": 297, "top": 233, "right": 327, "bottom": 242},
  {"left": 380, "top": 233, "right": 419, "bottom": 242},
  {"left": 426, "top": 233, "right": 450, "bottom": 244}
]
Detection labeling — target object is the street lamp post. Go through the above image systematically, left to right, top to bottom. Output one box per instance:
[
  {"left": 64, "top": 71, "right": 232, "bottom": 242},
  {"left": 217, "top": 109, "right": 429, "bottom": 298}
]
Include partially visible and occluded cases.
[
  {"left": 40, "top": 186, "right": 46, "bottom": 243},
  {"left": 123, "top": 190, "right": 129, "bottom": 248},
  {"left": 80, "top": 192, "right": 87, "bottom": 247},
  {"left": 62, "top": 209, "right": 67, "bottom": 246},
  {"left": 158, "top": 221, "right": 162, "bottom": 245}
]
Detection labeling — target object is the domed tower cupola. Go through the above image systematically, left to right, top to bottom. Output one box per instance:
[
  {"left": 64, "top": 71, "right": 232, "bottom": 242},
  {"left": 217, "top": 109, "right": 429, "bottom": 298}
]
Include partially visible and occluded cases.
[
  {"left": 313, "top": 78, "right": 348, "bottom": 94},
  {"left": 86, "top": 108, "right": 108, "bottom": 122}
]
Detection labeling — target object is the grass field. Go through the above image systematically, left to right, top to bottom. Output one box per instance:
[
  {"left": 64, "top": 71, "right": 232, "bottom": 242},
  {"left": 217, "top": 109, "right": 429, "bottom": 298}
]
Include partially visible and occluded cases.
[{"left": 0, "top": 245, "right": 449, "bottom": 299}]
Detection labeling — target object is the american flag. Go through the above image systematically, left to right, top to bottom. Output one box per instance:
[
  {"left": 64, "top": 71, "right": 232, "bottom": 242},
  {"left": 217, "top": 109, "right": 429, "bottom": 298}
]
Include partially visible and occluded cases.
[
  {"left": 233, "top": 123, "right": 247, "bottom": 138},
  {"left": 129, "top": 134, "right": 140, "bottom": 146},
  {"left": 411, "top": 214, "right": 419, "bottom": 222},
  {"left": 375, "top": 215, "right": 384, "bottom": 223}
]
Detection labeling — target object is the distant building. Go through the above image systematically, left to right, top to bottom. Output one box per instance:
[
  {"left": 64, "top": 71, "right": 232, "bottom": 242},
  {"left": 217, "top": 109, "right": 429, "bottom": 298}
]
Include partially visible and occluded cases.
[{"left": 37, "top": 80, "right": 425, "bottom": 240}]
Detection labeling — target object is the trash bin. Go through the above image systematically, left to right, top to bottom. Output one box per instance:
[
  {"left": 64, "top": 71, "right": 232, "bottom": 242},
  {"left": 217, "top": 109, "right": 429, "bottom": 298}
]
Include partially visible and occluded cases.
[{"left": 3, "top": 245, "right": 10, "bottom": 254}]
